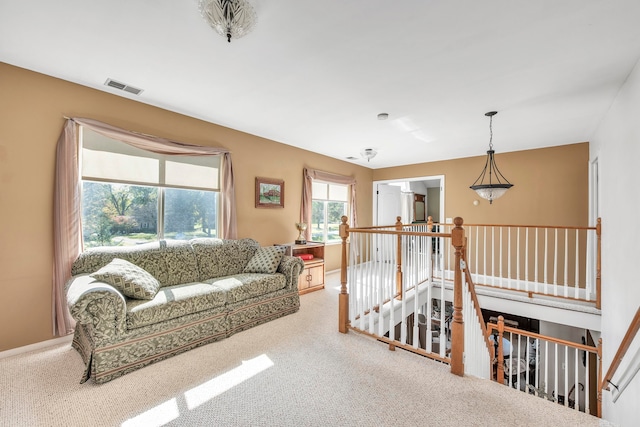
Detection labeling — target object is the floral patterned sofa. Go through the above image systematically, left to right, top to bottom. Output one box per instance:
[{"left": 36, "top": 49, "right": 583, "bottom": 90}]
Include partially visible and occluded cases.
[{"left": 66, "top": 238, "right": 303, "bottom": 384}]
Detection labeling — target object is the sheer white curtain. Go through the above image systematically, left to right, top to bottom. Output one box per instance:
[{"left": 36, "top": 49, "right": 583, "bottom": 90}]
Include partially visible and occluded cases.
[
  {"left": 52, "top": 118, "right": 236, "bottom": 336},
  {"left": 300, "top": 168, "right": 357, "bottom": 242}
]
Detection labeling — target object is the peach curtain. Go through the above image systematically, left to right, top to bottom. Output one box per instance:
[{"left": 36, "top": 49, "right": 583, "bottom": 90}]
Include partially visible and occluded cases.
[
  {"left": 52, "top": 117, "right": 236, "bottom": 336},
  {"left": 53, "top": 120, "right": 81, "bottom": 336},
  {"left": 300, "top": 168, "right": 357, "bottom": 242}
]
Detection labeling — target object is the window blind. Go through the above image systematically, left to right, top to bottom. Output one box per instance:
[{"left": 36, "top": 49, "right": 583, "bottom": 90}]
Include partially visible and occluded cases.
[
  {"left": 81, "top": 128, "right": 220, "bottom": 191},
  {"left": 312, "top": 181, "right": 348, "bottom": 201}
]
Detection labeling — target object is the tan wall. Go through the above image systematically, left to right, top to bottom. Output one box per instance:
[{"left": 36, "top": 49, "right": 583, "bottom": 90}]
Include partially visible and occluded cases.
[
  {"left": 0, "top": 62, "right": 588, "bottom": 351},
  {"left": 0, "top": 63, "right": 373, "bottom": 350},
  {"left": 373, "top": 143, "right": 589, "bottom": 227}
]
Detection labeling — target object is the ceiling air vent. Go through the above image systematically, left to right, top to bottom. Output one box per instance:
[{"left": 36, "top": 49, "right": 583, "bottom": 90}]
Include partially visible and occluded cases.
[
  {"left": 104, "top": 78, "right": 143, "bottom": 95},
  {"left": 346, "top": 156, "right": 358, "bottom": 160}
]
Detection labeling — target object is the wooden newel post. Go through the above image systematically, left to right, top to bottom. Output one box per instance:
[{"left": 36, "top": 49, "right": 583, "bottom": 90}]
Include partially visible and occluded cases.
[
  {"left": 339, "top": 215, "right": 350, "bottom": 334},
  {"left": 427, "top": 215, "right": 433, "bottom": 232},
  {"left": 395, "top": 216, "right": 403, "bottom": 299},
  {"left": 451, "top": 216, "right": 465, "bottom": 376},
  {"left": 596, "top": 217, "right": 602, "bottom": 310},
  {"left": 496, "top": 316, "right": 505, "bottom": 382},
  {"left": 597, "top": 338, "right": 603, "bottom": 418}
]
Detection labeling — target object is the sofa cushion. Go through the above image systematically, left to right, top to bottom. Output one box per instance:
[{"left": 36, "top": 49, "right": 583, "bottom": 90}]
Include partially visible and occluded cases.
[
  {"left": 191, "top": 238, "right": 259, "bottom": 280},
  {"left": 161, "top": 240, "right": 199, "bottom": 287},
  {"left": 244, "top": 246, "right": 286, "bottom": 274},
  {"left": 91, "top": 258, "right": 161, "bottom": 300},
  {"left": 208, "top": 273, "right": 287, "bottom": 304},
  {"left": 126, "top": 282, "right": 227, "bottom": 329}
]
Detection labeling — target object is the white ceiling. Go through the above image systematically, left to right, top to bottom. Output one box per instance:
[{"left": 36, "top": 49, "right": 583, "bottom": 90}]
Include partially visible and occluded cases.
[{"left": 2, "top": 0, "right": 640, "bottom": 168}]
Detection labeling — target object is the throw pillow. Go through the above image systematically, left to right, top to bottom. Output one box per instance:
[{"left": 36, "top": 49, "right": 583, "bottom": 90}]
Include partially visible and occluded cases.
[
  {"left": 243, "top": 246, "right": 286, "bottom": 274},
  {"left": 91, "top": 258, "right": 161, "bottom": 300}
]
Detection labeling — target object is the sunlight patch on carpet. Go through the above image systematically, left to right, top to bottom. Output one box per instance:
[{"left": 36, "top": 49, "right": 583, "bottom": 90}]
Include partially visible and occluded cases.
[
  {"left": 184, "top": 354, "right": 274, "bottom": 409},
  {"left": 121, "top": 398, "right": 179, "bottom": 427}
]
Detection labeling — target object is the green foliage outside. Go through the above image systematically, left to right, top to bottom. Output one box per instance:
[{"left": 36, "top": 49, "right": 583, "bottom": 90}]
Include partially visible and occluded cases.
[
  {"left": 82, "top": 182, "right": 217, "bottom": 247},
  {"left": 311, "top": 200, "right": 346, "bottom": 242}
]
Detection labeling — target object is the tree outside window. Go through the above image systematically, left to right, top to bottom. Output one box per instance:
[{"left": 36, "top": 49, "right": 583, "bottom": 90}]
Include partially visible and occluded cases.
[
  {"left": 80, "top": 128, "right": 220, "bottom": 248},
  {"left": 82, "top": 182, "right": 217, "bottom": 247},
  {"left": 311, "top": 182, "right": 348, "bottom": 243}
]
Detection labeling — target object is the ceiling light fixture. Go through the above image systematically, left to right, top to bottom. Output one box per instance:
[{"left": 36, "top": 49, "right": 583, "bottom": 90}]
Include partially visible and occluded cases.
[
  {"left": 199, "top": 0, "right": 257, "bottom": 43},
  {"left": 469, "top": 111, "right": 514, "bottom": 204},
  {"left": 377, "top": 113, "right": 389, "bottom": 120},
  {"left": 361, "top": 148, "right": 377, "bottom": 162}
]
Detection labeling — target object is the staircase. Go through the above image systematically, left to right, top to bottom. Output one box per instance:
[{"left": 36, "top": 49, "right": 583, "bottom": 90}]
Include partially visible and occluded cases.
[{"left": 337, "top": 215, "right": 605, "bottom": 416}]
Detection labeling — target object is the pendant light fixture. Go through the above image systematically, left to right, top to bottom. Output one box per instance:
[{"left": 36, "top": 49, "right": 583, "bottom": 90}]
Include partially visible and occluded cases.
[
  {"left": 199, "top": 0, "right": 257, "bottom": 43},
  {"left": 469, "top": 111, "right": 513, "bottom": 204},
  {"left": 361, "top": 148, "right": 377, "bottom": 162}
]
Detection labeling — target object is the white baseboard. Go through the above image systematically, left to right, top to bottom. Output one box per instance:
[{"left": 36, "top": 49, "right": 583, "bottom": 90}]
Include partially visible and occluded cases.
[{"left": 0, "top": 334, "right": 73, "bottom": 360}]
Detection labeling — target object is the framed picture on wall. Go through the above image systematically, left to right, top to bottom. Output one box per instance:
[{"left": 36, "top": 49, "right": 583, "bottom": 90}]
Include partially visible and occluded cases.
[{"left": 255, "top": 177, "right": 284, "bottom": 208}]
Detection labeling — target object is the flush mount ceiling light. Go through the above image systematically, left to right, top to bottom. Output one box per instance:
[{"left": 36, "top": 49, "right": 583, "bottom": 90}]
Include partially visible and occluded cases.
[
  {"left": 199, "top": 0, "right": 257, "bottom": 43},
  {"left": 469, "top": 111, "right": 514, "bottom": 204},
  {"left": 361, "top": 148, "right": 377, "bottom": 162}
]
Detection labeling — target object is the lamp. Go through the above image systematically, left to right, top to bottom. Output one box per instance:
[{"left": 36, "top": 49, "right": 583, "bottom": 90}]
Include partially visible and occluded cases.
[
  {"left": 199, "top": 0, "right": 257, "bottom": 43},
  {"left": 469, "top": 111, "right": 513, "bottom": 204},
  {"left": 361, "top": 148, "right": 377, "bottom": 162}
]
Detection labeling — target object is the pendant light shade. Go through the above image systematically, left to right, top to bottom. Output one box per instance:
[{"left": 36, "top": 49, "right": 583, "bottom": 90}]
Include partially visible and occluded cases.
[
  {"left": 199, "top": 0, "right": 257, "bottom": 43},
  {"left": 470, "top": 111, "right": 513, "bottom": 204},
  {"left": 361, "top": 148, "right": 377, "bottom": 162}
]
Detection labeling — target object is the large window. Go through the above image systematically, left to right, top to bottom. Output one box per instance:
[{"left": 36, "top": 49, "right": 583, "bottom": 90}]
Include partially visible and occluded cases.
[
  {"left": 81, "top": 128, "right": 220, "bottom": 247},
  {"left": 311, "top": 181, "right": 349, "bottom": 243}
]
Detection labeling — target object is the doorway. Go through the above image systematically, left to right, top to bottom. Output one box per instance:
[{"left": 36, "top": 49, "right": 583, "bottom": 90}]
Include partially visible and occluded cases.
[{"left": 373, "top": 175, "right": 444, "bottom": 226}]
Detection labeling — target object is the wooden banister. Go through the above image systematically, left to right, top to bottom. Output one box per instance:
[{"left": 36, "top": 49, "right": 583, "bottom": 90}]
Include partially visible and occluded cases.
[
  {"left": 338, "top": 215, "right": 349, "bottom": 334},
  {"left": 395, "top": 216, "right": 403, "bottom": 299},
  {"left": 450, "top": 217, "right": 465, "bottom": 376},
  {"left": 596, "top": 218, "right": 602, "bottom": 309},
  {"left": 434, "top": 222, "right": 597, "bottom": 231},
  {"left": 601, "top": 307, "right": 640, "bottom": 391},
  {"left": 496, "top": 316, "right": 505, "bottom": 382},
  {"left": 486, "top": 322, "right": 600, "bottom": 353},
  {"left": 598, "top": 338, "right": 603, "bottom": 418}
]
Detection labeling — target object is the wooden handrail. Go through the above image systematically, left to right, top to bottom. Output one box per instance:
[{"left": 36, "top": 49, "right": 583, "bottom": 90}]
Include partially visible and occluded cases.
[
  {"left": 433, "top": 222, "right": 597, "bottom": 231},
  {"left": 345, "top": 228, "right": 452, "bottom": 237},
  {"left": 601, "top": 307, "right": 640, "bottom": 391},
  {"left": 486, "top": 322, "right": 600, "bottom": 353}
]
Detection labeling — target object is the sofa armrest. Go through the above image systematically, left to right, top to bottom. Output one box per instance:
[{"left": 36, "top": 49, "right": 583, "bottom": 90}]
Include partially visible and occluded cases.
[
  {"left": 277, "top": 255, "right": 305, "bottom": 289},
  {"left": 66, "top": 275, "right": 127, "bottom": 344}
]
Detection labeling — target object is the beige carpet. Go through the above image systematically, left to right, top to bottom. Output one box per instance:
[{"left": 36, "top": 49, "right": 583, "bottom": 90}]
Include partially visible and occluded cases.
[{"left": 1, "top": 272, "right": 607, "bottom": 427}]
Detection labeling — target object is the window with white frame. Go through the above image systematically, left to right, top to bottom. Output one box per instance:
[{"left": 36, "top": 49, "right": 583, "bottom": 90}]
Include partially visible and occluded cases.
[
  {"left": 80, "top": 128, "right": 220, "bottom": 247},
  {"left": 311, "top": 181, "right": 349, "bottom": 243}
]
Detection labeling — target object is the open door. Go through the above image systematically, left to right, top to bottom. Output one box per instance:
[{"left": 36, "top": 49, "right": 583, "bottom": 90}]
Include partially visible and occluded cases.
[
  {"left": 374, "top": 176, "right": 444, "bottom": 227},
  {"left": 376, "top": 183, "right": 402, "bottom": 226}
]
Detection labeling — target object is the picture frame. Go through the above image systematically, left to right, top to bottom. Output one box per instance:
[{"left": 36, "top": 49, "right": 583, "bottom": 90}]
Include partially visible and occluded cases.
[{"left": 255, "top": 177, "right": 284, "bottom": 208}]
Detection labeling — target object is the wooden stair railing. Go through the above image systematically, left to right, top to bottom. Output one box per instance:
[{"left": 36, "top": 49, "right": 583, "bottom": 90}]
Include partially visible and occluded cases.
[
  {"left": 337, "top": 215, "right": 462, "bottom": 374},
  {"left": 339, "top": 215, "right": 349, "bottom": 334},
  {"left": 451, "top": 217, "right": 465, "bottom": 376},
  {"left": 433, "top": 219, "right": 602, "bottom": 308},
  {"left": 601, "top": 306, "right": 640, "bottom": 393},
  {"left": 488, "top": 317, "right": 602, "bottom": 416}
]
